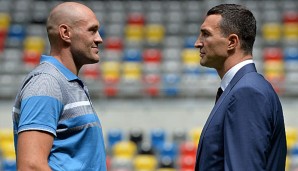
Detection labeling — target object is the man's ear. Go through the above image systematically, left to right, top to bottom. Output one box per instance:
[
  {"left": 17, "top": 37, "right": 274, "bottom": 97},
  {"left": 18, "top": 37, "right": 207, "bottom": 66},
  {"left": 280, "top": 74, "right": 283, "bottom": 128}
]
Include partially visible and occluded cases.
[
  {"left": 59, "top": 24, "right": 71, "bottom": 43},
  {"left": 227, "top": 34, "right": 239, "bottom": 50}
]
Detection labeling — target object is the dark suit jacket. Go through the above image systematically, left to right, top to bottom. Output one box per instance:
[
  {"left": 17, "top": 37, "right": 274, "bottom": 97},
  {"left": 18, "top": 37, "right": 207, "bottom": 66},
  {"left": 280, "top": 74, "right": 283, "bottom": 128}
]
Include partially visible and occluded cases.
[{"left": 195, "top": 63, "right": 287, "bottom": 171}]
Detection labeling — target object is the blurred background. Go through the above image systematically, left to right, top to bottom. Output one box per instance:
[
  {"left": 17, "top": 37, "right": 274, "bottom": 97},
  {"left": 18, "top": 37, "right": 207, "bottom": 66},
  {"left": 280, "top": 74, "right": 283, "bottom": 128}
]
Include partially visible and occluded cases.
[{"left": 0, "top": 0, "right": 298, "bottom": 171}]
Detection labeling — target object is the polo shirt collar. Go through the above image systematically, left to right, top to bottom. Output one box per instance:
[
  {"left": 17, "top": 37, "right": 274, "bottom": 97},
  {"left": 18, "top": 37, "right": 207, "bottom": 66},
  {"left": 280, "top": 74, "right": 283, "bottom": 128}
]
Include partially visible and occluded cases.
[{"left": 40, "top": 55, "right": 79, "bottom": 81}]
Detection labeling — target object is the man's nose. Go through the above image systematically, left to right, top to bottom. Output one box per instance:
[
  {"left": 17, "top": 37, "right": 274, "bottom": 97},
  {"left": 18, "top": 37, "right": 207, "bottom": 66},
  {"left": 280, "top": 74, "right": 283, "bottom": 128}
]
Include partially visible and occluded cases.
[
  {"left": 95, "top": 32, "right": 103, "bottom": 44},
  {"left": 194, "top": 37, "right": 203, "bottom": 49}
]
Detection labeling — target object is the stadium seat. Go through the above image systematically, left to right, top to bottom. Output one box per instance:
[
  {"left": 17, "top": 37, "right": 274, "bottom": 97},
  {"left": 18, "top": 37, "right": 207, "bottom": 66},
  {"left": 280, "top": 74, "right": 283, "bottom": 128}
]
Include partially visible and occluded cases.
[
  {"left": 283, "top": 11, "right": 298, "bottom": 23},
  {"left": 127, "top": 12, "right": 145, "bottom": 26},
  {"left": 0, "top": 13, "right": 10, "bottom": 29},
  {"left": 262, "top": 23, "right": 282, "bottom": 42},
  {"left": 283, "top": 23, "right": 298, "bottom": 41},
  {"left": 7, "top": 24, "right": 26, "bottom": 45},
  {"left": 145, "top": 24, "right": 165, "bottom": 43},
  {"left": 125, "top": 25, "right": 144, "bottom": 41},
  {"left": 23, "top": 36, "right": 45, "bottom": 53},
  {"left": 184, "top": 36, "right": 197, "bottom": 48},
  {"left": 105, "top": 37, "right": 124, "bottom": 50},
  {"left": 263, "top": 47, "right": 283, "bottom": 61},
  {"left": 284, "top": 47, "right": 298, "bottom": 61},
  {"left": 123, "top": 49, "right": 142, "bottom": 62},
  {"left": 143, "top": 49, "right": 162, "bottom": 64},
  {"left": 181, "top": 49, "right": 200, "bottom": 65},
  {"left": 22, "top": 50, "right": 41, "bottom": 67},
  {"left": 101, "top": 61, "right": 121, "bottom": 84},
  {"left": 122, "top": 62, "right": 142, "bottom": 80},
  {"left": 82, "top": 63, "right": 100, "bottom": 80},
  {"left": 162, "top": 74, "right": 180, "bottom": 96},
  {"left": 103, "top": 85, "right": 119, "bottom": 97},
  {"left": 286, "top": 127, "right": 298, "bottom": 151},
  {"left": 129, "top": 128, "right": 143, "bottom": 146},
  {"left": 150, "top": 128, "right": 166, "bottom": 150},
  {"left": 189, "top": 128, "right": 202, "bottom": 144},
  {"left": 107, "top": 129, "right": 123, "bottom": 148},
  {"left": 172, "top": 129, "right": 187, "bottom": 145},
  {"left": 113, "top": 141, "right": 137, "bottom": 159},
  {"left": 179, "top": 141, "right": 197, "bottom": 157},
  {"left": 138, "top": 142, "right": 155, "bottom": 155},
  {"left": 159, "top": 142, "right": 178, "bottom": 160},
  {"left": 290, "top": 144, "right": 298, "bottom": 171},
  {"left": 134, "top": 154, "right": 158, "bottom": 171},
  {"left": 178, "top": 155, "right": 196, "bottom": 170},
  {"left": 158, "top": 156, "right": 175, "bottom": 168},
  {"left": 110, "top": 157, "right": 134, "bottom": 171},
  {"left": 2, "top": 159, "right": 17, "bottom": 171},
  {"left": 156, "top": 168, "right": 176, "bottom": 171}
]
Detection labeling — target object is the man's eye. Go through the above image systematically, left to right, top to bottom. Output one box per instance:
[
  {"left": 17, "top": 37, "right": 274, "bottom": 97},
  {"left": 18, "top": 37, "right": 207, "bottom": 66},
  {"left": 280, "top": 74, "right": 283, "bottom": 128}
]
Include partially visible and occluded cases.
[{"left": 202, "top": 32, "right": 208, "bottom": 37}]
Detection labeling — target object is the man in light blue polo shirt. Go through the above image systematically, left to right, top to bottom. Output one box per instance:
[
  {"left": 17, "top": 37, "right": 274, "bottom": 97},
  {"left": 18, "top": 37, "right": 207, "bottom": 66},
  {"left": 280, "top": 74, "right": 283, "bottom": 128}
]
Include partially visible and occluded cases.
[{"left": 12, "top": 2, "right": 106, "bottom": 171}]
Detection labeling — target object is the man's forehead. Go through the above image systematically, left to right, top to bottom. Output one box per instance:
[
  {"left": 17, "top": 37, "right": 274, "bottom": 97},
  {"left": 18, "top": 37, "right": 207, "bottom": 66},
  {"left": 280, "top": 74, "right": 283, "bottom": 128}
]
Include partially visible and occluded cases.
[{"left": 201, "top": 15, "right": 221, "bottom": 30}]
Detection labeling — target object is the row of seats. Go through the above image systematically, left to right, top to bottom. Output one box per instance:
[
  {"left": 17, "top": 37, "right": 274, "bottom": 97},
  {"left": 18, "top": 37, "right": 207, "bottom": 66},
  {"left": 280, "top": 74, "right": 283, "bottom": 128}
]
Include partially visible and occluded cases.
[
  {"left": 0, "top": 0, "right": 298, "bottom": 98},
  {"left": 1, "top": 127, "right": 298, "bottom": 171}
]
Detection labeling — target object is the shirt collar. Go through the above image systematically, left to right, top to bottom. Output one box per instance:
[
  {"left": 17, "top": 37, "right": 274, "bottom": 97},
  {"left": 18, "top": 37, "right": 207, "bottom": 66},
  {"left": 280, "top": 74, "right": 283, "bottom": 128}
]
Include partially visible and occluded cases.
[
  {"left": 40, "top": 55, "right": 79, "bottom": 81},
  {"left": 221, "top": 59, "right": 254, "bottom": 91}
]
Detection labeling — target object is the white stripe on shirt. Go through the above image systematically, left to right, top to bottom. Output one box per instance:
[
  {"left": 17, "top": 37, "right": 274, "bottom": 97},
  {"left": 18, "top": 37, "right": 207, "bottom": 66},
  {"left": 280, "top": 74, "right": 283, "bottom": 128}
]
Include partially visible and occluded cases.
[{"left": 64, "top": 101, "right": 91, "bottom": 110}]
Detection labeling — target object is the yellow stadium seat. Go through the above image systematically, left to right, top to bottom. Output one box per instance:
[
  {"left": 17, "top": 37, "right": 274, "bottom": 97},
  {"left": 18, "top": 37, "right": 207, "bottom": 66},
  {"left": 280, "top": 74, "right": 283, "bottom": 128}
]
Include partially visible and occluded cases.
[
  {"left": 0, "top": 13, "right": 10, "bottom": 29},
  {"left": 262, "top": 23, "right": 282, "bottom": 42},
  {"left": 283, "top": 23, "right": 298, "bottom": 41},
  {"left": 145, "top": 24, "right": 165, "bottom": 43},
  {"left": 125, "top": 25, "right": 144, "bottom": 41},
  {"left": 24, "top": 36, "right": 45, "bottom": 53},
  {"left": 181, "top": 49, "right": 200, "bottom": 65},
  {"left": 263, "top": 60, "right": 285, "bottom": 74},
  {"left": 101, "top": 61, "right": 120, "bottom": 79},
  {"left": 122, "top": 62, "right": 142, "bottom": 80},
  {"left": 189, "top": 127, "right": 202, "bottom": 144},
  {"left": 286, "top": 127, "right": 298, "bottom": 151},
  {"left": 0, "top": 128, "right": 13, "bottom": 142},
  {"left": 1, "top": 141, "right": 15, "bottom": 160},
  {"left": 113, "top": 141, "right": 137, "bottom": 158},
  {"left": 134, "top": 154, "right": 158, "bottom": 171},
  {"left": 286, "top": 156, "right": 290, "bottom": 171},
  {"left": 156, "top": 168, "right": 176, "bottom": 171}
]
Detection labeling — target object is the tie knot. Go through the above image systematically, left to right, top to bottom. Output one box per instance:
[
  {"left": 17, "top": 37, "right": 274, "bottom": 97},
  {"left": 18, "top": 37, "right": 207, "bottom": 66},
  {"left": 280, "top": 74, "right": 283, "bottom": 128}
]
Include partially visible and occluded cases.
[{"left": 215, "top": 87, "right": 223, "bottom": 103}]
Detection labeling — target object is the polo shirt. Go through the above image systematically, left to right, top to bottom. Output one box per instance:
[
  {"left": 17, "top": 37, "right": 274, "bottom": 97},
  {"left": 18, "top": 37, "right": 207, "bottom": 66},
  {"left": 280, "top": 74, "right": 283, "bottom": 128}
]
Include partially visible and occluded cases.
[{"left": 12, "top": 55, "right": 106, "bottom": 171}]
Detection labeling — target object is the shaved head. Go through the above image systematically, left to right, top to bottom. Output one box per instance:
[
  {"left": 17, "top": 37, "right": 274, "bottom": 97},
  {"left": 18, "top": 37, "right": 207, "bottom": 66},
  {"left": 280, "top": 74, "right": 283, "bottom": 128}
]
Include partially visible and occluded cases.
[
  {"left": 45, "top": 2, "right": 102, "bottom": 74},
  {"left": 46, "top": 2, "right": 96, "bottom": 47}
]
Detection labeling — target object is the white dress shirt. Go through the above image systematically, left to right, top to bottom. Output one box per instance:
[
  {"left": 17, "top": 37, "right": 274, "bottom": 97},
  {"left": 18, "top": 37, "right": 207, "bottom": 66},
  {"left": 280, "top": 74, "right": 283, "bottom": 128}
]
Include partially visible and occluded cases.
[{"left": 220, "top": 60, "right": 254, "bottom": 91}]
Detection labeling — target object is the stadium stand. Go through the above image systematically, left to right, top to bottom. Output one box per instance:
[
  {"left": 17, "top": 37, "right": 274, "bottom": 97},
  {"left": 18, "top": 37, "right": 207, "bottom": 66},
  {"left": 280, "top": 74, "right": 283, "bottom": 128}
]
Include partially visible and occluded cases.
[{"left": 0, "top": 0, "right": 298, "bottom": 170}]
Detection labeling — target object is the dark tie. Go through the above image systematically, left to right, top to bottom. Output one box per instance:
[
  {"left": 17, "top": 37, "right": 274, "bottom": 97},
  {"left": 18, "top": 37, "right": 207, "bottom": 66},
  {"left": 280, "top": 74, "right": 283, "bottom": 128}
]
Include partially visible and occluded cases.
[{"left": 215, "top": 87, "right": 223, "bottom": 103}]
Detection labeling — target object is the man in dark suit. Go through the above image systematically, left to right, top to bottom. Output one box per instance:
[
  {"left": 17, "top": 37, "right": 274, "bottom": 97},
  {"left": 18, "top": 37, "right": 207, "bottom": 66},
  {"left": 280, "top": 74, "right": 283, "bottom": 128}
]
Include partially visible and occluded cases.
[{"left": 194, "top": 4, "right": 287, "bottom": 171}]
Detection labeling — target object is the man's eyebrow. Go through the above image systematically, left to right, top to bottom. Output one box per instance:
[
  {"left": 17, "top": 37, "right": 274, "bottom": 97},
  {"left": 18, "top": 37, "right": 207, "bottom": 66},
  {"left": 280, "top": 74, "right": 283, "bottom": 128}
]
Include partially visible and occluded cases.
[
  {"left": 89, "top": 24, "right": 99, "bottom": 30},
  {"left": 200, "top": 28, "right": 210, "bottom": 34}
]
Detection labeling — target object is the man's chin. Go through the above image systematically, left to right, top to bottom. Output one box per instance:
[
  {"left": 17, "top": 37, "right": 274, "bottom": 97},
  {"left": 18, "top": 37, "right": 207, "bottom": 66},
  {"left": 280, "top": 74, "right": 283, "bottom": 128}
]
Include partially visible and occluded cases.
[{"left": 92, "top": 55, "right": 100, "bottom": 63}]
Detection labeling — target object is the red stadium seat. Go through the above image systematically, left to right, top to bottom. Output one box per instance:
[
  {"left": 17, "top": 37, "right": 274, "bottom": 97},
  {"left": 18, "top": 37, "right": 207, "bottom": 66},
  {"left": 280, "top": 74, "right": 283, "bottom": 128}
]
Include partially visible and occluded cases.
[
  {"left": 283, "top": 11, "right": 298, "bottom": 23},
  {"left": 127, "top": 12, "right": 145, "bottom": 25},
  {"left": 104, "top": 37, "right": 123, "bottom": 50},
  {"left": 263, "top": 47, "right": 283, "bottom": 61},
  {"left": 143, "top": 49, "right": 162, "bottom": 63},
  {"left": 22, "top": 50, "right": 41, "bottom": 67},
  {"left": 82, "top": 63, "right": 100, "bottom": 80},
  {"left": 103, "top": 85, "right": 118, "bottom": 97},
  {"left": 179, "top": 141, "right": 197, "bottom": 157},
  {"left": 178, "top": 155, "right": 196, "bottom": 170}
]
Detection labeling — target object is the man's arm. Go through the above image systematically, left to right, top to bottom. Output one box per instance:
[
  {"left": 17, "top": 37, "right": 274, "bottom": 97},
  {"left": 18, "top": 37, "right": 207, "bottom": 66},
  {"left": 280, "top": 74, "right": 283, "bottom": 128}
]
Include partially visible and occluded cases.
[
  {"left": 224, "top": 87, "right": 271, "bottom": 171},
  {"left": 17, "top": 130, "right": 54, "bottom": 171}
]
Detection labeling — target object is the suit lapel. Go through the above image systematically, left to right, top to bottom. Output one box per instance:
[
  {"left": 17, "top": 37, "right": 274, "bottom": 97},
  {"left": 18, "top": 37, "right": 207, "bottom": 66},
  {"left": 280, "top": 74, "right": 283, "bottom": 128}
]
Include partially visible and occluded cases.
[{"left": 196, "top": 63, "right": 257, "bottom": 162}]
